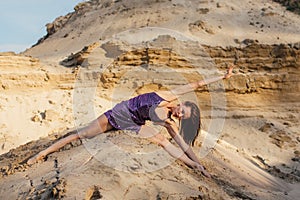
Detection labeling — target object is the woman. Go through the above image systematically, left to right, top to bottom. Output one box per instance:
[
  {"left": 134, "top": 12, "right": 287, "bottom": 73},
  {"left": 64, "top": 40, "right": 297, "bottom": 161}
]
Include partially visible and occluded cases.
[{"left": 27, "top": 66, "right": 234, "bottom": 178}]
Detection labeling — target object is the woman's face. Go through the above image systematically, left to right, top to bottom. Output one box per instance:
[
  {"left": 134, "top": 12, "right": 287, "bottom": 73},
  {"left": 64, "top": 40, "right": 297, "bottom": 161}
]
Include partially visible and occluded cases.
[{"left": 172, "top": 103, "right": 191, "bottom": 119}]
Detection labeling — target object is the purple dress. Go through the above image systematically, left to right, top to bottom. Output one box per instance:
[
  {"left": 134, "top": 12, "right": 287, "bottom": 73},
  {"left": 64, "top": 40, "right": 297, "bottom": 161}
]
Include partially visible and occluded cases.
[{"left": 104, "top": 92, "right": 165, "bottom": 133}]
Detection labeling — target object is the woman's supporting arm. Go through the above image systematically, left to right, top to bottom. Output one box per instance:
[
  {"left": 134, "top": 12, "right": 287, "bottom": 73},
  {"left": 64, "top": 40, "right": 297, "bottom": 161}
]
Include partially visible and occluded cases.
[
  {"left": 162, "top": 119, "right": 202, "bottom": 165},
  {"left": 149, "top": 121, "right": 211, "bottom": 177},
  {"left": 139, "top": 125, "right": 211, "bottom": 177},
  {"left": 149, "top": 133, "right": 197, "bottom": 167},
  {"left": 150, "top": 133, "right": 211, "bottom": 177}
]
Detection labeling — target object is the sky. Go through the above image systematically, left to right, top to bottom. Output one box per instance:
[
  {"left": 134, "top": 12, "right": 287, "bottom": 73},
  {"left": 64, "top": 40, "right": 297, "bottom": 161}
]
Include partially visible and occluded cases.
[{"left": 0, "top": 0, "right": 84, "bottom": 53}]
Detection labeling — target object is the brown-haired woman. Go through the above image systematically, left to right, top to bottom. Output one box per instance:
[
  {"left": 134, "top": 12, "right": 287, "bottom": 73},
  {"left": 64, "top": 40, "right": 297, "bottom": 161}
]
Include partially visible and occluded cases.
[{"left": 27, "top": 66, "right": 234, "bottom": 178}]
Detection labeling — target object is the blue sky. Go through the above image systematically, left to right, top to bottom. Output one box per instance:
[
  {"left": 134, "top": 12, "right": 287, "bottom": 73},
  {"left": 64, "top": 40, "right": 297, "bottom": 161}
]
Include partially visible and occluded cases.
[{"left": 0, "top": 0, "right": 84, "bottom": 53}]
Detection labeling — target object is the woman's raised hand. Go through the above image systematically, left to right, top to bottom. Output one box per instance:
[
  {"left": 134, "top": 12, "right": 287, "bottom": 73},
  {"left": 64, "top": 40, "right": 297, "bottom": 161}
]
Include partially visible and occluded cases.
[{"left": 224, "top": 65, "right": 234, "bottom": 79}]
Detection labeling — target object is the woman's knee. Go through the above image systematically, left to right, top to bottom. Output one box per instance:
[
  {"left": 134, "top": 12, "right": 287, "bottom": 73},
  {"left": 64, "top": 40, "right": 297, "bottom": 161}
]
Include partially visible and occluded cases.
[
  {"left": 78, "top": 114, "right": 112, "bottom": 139},
  {"left": 96, "top": 114, "right": 113, "bottom": 131}
]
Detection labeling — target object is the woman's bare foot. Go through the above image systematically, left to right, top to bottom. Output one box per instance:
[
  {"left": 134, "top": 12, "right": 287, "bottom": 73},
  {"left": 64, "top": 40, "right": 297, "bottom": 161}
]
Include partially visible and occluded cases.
[{"left": 27, "top": 153, "right": 45, "bottom": 165}]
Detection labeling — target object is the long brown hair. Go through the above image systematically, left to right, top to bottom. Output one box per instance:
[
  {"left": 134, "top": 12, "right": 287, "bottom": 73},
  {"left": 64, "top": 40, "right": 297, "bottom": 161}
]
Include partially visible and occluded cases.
[{"left": 179, "top": 101, "right": 201, "bottom": 146}]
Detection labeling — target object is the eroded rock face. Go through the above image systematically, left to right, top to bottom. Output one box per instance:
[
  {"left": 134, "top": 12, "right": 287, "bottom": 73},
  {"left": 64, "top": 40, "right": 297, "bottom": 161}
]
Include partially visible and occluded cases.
[
  {"left": 59, "top": 36, "right": 299, "bottom": 96},
  {"left": 2, "top": 37, "right": 299, "bottom": 96},
  {"left": 204, "top": 43, "right": 300, "bottom": 93},
  {"left": 0, "top": 53, "right": 77, "bottom": 91},
  {"left": 0, "top": 53, "right": 43, "bottom": 90}
]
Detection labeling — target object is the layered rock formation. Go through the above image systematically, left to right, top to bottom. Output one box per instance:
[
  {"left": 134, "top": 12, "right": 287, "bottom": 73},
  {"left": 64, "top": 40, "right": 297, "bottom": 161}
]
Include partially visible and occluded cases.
[{"left": 0, "top": 0, "right": 299, "bottom": 199}]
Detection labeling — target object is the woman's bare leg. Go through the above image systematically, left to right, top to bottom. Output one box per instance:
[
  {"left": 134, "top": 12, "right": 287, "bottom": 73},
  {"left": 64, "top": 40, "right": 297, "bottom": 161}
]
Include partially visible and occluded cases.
[{"left": 27, "top": 114, "right": 113, "bottom": 165}]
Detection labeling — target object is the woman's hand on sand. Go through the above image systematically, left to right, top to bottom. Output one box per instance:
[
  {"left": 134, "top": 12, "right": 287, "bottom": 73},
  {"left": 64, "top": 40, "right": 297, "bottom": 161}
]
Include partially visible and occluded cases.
[
  {"left": 224, "top": 65, "right": 234, "bottom": 79},
  {"left": 195, "top": 163, "right": 211, "bottom": 178}
]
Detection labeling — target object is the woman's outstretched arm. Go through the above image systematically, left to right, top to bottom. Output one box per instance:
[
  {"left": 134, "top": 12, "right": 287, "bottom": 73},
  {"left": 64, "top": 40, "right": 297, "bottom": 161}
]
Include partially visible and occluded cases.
[
  {"left": 157, "top": 65, "right": 234, "bottom": 101},
  {"left": 173, "top": 65, "right": 234, "bottom": 96}
]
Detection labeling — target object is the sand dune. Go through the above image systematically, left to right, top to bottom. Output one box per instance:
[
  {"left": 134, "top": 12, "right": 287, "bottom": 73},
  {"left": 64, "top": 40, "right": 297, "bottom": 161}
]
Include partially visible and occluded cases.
[{"left": 0, "top": 0, "right": 299, "bottom": 199}]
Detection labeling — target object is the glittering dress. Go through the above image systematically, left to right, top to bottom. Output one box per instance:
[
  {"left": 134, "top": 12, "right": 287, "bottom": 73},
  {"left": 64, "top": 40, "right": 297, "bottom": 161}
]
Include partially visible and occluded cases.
[{"left": 104, "top": 92, "right": 165, "bottom": 133}]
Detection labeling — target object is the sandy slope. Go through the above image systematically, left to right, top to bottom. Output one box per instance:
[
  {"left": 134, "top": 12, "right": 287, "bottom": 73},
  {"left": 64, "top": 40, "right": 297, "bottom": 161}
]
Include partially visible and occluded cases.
[
  {"left": 0, "top": 0, "right": 300, "bottom": 199},
  {"left": 24, "top": 0, "right": 300, "bottom": 61},
  {"left": 0, "top": 79, "right": 299, "bottom": 199},
  {"left": 0, "top": 127, "right": 298, "bottom": 199}
]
